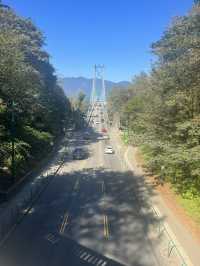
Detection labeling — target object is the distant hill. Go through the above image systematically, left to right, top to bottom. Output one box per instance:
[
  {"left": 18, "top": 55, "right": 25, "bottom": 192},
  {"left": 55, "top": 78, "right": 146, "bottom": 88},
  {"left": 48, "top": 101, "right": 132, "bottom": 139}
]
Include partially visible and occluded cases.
[{"left": 58, "top": 77, "right": 130, "bottom": 97}]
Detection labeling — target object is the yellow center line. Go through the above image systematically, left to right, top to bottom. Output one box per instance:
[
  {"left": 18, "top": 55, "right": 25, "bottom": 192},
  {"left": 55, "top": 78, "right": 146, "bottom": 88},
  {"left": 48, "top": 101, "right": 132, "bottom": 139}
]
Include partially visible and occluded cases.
[
  {"left": 59, "top": 140, "right": 89, "bottom": 235},
  {"left": 59, "top": 174, "right": 83, "bottom": 235},
  {"left": 59, "top": 175, "right": 79, "bottom": 235},
  {"left": 74, "top": 179, "right": 79, "bottom": 190},
  {"left": 102, "top": 181, "right": 105, "bottom": 193},
  {"left": 59, "top": 212, "right": 69, "bottom": 234},
  {"left": 59, "top": 213, "right": 66, "bottom": 234},
  {"left": 103, "top": 215, "right": 109, "bottom": 239},
  {"left": 103, "top": 215, "right": 106, "bottom": 237}
]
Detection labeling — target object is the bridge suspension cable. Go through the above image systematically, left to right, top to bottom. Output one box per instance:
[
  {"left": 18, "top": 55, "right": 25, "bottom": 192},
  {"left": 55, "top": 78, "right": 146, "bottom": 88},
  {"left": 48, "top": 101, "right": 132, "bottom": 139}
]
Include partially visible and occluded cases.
[{"left": 87, "top": 64, "right": 106, "bottom": 125}]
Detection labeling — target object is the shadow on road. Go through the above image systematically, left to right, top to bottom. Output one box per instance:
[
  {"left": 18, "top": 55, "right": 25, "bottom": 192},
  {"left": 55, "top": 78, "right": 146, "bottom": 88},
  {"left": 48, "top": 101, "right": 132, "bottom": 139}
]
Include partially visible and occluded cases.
[
  {"left": 61, "top": 127, "right": 105, "bottom": 164},
  {"left": 0, "top": 167, "right": 164, "bottom": 266},
  {"left": 60, "top": 168, "right": 163, "bottom": 266},
  {"left": 49, "top": 234, "right": 126, "bottom": 266}
]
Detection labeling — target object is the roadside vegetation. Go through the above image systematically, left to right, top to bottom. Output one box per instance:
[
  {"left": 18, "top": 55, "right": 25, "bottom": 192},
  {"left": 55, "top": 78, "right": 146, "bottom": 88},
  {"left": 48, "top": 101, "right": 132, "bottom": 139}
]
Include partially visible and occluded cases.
[
  {"left": 108, "top": 2, "right": 200, "bottom": 224},
  {"left": 0, "top": 4, "right": 73, "bottom": 190},
  {"left": 70, "top": 91, "right": 89, "bottom": 130}
]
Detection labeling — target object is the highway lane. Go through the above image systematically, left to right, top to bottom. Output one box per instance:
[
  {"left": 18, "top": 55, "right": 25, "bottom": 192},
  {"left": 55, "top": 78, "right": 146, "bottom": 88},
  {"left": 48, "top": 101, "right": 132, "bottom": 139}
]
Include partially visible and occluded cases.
[
  {"left": 0, "top": 126, "right": 165, "bottom": 266},
  {"left": 0, "top": 131, "right": 92, "bottom": 266},
  {"left": 71, "top": 133, "right": 161, "bottom": 266}
]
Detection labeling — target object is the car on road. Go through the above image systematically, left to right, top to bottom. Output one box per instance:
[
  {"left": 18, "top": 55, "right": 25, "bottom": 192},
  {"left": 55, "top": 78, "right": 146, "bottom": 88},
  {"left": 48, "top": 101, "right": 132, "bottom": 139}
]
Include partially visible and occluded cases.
[
  {"left": 95, "top": 121, "right": 100, "bottom": 124},
  {"left": 83, "top": 133, "right": 90, "bottom": 140},
  {"left": 97, "top": 135, "right": 107, "bottom": 140},
  {"left": 103, "top": 135, "right": 109, "bottom": 140},
  {"left": 104, "top": 146, "right": 114, "bottom": 154},
  {"left": 72, "top": 148, "right": 88, "bottom": 160}
]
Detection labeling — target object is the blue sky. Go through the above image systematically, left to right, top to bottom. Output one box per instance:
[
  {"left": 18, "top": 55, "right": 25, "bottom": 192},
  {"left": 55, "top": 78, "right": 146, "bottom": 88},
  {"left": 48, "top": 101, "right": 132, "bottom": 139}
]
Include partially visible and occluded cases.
[{"left": 4, "top": 0, "right": 193, "bottom": 82}]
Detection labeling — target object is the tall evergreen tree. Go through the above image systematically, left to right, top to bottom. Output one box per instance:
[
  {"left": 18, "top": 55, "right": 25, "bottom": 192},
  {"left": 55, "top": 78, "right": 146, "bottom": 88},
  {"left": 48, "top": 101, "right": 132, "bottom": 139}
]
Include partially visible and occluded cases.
[{"left": 0, "top": 4, "right": 72, "bottom": 185}]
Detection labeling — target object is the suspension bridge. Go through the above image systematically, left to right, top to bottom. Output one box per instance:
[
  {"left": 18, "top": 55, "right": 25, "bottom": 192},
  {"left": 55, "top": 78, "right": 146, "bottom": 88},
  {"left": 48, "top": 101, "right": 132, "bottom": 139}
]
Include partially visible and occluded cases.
[{"left": 87, "top": 64, "right": 106, "bottom": 125}]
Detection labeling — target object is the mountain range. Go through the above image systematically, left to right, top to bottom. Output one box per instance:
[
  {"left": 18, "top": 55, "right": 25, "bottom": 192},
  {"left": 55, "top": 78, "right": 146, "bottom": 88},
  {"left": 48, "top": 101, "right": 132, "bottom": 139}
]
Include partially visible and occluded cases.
[{"left": 58, "top": 77, "right": 130, "bottom": 97}]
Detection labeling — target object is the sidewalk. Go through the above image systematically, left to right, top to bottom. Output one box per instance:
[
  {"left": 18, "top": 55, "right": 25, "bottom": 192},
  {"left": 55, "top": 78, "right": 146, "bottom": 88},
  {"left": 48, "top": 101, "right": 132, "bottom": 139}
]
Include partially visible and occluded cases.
[{"left": 110, "top": 128, "right": 199, "bottom": 266}]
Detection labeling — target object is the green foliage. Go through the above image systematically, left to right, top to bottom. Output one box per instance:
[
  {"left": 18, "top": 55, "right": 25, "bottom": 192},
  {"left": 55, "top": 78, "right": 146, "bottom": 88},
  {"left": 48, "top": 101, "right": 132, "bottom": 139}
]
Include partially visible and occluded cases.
[
  {"left": 194, "top": 0, "right": 200, "bottom": 5},
  {"left": 108, "top": 4, "right": 200, "bottom": 198},
  {"left": 0, "top": 5, "right": 72, "bottom": 184},
  {"left": 70, "top": 91, "right": 88, "bottom": 129},
  {"left": 22, "top": 126, "right": 53, "bottom": 158},
  {"left": 6, "top": 140, "right": 31, "bottom": 174},
  {"left": 178, "top": 193, "right": 200, "bottom": 224}
]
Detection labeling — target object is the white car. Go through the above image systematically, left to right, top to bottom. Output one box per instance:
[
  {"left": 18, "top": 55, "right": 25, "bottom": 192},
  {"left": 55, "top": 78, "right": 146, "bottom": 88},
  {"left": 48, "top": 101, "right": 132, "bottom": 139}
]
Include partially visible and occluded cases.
[
  {"left": 95, "top": 121, "right": 100, "bottom": 124},
  {"left": 103, "top": 135, "right": 109, "bottom": 140},
  {"left": 104, "top": 146, "right": 114, "bottom": 154}
]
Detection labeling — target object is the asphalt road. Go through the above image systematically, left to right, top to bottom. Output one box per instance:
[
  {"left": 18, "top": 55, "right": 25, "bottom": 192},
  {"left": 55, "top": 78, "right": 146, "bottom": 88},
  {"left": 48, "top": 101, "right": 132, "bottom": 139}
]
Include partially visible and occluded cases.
[{"left": 0, "top": 122, "right": 166, "bottom": 266}]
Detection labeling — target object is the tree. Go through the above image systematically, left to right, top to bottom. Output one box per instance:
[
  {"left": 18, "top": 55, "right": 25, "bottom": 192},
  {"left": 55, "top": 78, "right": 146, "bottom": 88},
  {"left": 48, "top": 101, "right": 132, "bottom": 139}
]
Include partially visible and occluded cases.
[
  {"left": 194, "top": 0, "right": 200, "bottom": 5},
  {"left": 107, "top": 3, "right": 200, "bottom": 195},
  {"left": 0, "top": 5, "right": 72, "bottom": 186},
  {"left": 70, "top": 91, "right": 88, "bottom": 129}
]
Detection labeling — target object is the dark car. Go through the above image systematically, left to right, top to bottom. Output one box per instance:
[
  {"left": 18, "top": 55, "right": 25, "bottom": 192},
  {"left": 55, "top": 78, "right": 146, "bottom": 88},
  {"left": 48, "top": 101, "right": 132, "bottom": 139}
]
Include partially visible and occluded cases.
[
  {"left": 83, "top": 133, "right": 90, "bottom": 140},
  {"left": 72, "top": 148, "right": 88, "bottom": 160}
]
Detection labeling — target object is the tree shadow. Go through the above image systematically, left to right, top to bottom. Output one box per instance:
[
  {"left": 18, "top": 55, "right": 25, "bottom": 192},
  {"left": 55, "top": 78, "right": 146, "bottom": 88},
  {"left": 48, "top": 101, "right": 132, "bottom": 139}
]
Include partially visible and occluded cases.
[
  {"left": 0, "top": 168, "right": 165, "bottom": 266},
  {"left": 42, "top": 168, "right": 164, "bottom": 266},
  {"left": 60, "top": 168, "right": 163, "bottom": 266},
  {"left": 47, "top": 234, "right": 126, "bottom": 266}
]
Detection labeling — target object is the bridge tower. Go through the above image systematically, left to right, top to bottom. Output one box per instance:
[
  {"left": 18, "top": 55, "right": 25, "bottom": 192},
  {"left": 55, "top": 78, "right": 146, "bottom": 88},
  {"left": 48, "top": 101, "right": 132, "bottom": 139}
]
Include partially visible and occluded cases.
[
  {"left": 90, "top": 64, "right": 106, "bottom": 105},
  {"left": 87, "top": 65, "right": 106, "bottom": 125}
]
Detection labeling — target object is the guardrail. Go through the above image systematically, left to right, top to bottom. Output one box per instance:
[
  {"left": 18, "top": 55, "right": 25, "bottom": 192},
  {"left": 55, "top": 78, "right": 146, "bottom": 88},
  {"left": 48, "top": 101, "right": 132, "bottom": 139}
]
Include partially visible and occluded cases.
[
  {"left": 117, "top": 143, "right": 192, "bottom": 266},
  {"left": 151, "top": 206, "right": 189, "bottom": 266}
]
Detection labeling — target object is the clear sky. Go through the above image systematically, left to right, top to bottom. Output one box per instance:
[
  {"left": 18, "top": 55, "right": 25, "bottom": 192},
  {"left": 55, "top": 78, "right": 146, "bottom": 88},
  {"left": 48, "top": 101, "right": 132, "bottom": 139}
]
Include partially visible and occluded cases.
[{"left": 4, "top": 0, "right": 194, "bottom": 82}]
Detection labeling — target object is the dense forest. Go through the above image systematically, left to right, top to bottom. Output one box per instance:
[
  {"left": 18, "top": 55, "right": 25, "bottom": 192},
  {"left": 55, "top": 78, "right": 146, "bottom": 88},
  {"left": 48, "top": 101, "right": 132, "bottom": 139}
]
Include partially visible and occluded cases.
[
  {"left": 108, "top": 3, "right": 200, "bottom": 202},
  {"left": 0, "top": 4, "right": 73, "bottom": 189}
]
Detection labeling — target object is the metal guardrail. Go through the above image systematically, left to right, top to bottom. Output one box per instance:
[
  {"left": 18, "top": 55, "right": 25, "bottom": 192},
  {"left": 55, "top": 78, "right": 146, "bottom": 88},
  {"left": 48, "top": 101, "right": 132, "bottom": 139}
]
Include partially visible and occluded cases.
[
  {"left": 117, "top": 143, "right": 191, "bottom": 266},
  {"left": 151, "top": 206, "right": 188, "bottom": 266}
]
